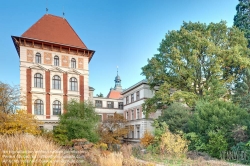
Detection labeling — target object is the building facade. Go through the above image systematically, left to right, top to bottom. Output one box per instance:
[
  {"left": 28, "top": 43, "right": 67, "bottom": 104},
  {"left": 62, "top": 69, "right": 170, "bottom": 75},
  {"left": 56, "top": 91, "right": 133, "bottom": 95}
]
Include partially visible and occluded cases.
[
  {"left": 12, "top": 14, "right": 94, "bottom": 130},
  {"left": 121, "top": 80, "right": 161, "bottom": 143}
]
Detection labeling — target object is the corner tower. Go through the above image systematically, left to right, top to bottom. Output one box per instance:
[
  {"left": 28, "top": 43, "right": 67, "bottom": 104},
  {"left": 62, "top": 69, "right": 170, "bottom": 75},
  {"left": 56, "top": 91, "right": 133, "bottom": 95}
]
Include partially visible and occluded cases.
[{"left": 12, "top": 14, "right": 95, "bottom": 130}]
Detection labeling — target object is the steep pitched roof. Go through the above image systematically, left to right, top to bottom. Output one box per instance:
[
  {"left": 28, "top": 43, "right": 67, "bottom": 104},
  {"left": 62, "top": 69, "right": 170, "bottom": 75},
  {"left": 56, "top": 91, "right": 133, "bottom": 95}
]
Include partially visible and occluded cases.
[
  {"left": 22, "top": 14, "right": 87, "bottom": 48},
  {"left": 106, "top": 90, "right": 123, "bottom": 99}
]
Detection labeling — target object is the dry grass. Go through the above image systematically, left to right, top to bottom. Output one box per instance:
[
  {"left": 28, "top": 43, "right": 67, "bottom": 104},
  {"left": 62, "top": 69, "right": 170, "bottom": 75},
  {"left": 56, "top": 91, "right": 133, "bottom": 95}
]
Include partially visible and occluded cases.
[{"left": 0, "top": 134, "right": 82, "bottom": 166}]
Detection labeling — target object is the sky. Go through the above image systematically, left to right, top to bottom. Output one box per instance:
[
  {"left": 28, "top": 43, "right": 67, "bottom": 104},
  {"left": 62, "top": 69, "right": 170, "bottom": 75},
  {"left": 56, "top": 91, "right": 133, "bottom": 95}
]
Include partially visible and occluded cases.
[{"left": 0, "top": 0, "right": 239, "bottom": 96}]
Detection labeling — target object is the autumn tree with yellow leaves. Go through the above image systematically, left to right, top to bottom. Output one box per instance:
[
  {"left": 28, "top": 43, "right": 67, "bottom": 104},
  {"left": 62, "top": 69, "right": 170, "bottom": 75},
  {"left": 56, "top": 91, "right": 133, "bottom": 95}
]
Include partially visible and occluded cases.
[
  {"left": 0, "top": 110, "right": 42, "bottom": 135},
  {"left": 98, "top": 113, "right": 128, "bottom": 145}
]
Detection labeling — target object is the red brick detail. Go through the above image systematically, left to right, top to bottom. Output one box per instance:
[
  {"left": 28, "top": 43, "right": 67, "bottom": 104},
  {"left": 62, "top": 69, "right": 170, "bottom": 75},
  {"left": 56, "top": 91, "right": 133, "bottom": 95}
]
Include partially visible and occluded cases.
[
  {"left": 27, "top": 49, "right": 34, "bottom": 62},
  {"left": 44, "top": 52, "right": 52, "bottom": 65},
  {"left": 62, "top": 55, "right": 69, "bottom": 67},
  {"left": 78, "top": 57, "right": 84, "bottom": 69},
  {"left": 26, "top": 69, "right": 32, "bottom": 114},
  {"left": 45, "top": 71, "right": 50, "bottom": 119},
  {"left": 63, "top": 73, "right": 68, "bottom": 113},
  {"left": 80, "top": 75, "right": 84, "bottom": 102},
  {"left": 103, "top": 113, "right": 107, "bottom": 121}
]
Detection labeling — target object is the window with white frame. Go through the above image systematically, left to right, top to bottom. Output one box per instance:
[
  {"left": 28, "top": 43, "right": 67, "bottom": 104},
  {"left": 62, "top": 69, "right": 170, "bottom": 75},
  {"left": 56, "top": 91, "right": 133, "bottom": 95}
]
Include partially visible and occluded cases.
[
  {"left": 35, "top": 52, "right": 41, "bottom": 64},
  {"left": 54, "top": 55, "right": 59, "bottom": 66},
  {"left": 71, "top": 58, "right": 76, "bottom": 68},
  {"left": 34, "top": 73, "right": 43, "bottom": 88},
  {"left": 52, "top": 75, "right": 61, "bottom": 89},
  {"left": 69, "top": 77, "right": 77, "bottom": 91},
  {"left": 136, "top": 91, "right": 140, "bottom": 100},
  {"left": 131, "top": 94, "right": 134, "bottom": 102},
  {"left": 126, "top": 96, "right": 129, "bottom": 104},
  {"left": 34, "top": 99, "right": 44, "bottom": 115},
  {"left": 53, "top": 100, "right": 61, "bottom": 115},
  {"left": 95, "top": 100, "right": 102, "bottom": 108},
  {"left": 107, "top": 101, "right": 114, "bottom": 108},
  {"left": 118, "top": 102, "right": 123, "bottom": 109},
  {"left": 137, "top": 108, "right": 140, "bottom": 119},
  {"left": 131, "top": 110, "right": 134, "bottom": 120},
  {"left": 137, "top": 126, "right": 140, "bottom": 138}
]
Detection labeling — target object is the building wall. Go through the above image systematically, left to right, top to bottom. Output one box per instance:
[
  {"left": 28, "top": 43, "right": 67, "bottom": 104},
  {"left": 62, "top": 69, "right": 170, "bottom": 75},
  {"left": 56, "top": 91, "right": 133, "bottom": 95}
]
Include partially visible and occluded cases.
[{"left": 19, "top": 46, "right": 90, "bottom": 129}]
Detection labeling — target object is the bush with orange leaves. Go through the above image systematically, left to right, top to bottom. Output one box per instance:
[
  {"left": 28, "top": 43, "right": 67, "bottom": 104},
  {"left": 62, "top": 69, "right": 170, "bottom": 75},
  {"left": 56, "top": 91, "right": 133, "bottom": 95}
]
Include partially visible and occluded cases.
[{"left": 140, "top": 130, "right": 155, "bottom": 147}]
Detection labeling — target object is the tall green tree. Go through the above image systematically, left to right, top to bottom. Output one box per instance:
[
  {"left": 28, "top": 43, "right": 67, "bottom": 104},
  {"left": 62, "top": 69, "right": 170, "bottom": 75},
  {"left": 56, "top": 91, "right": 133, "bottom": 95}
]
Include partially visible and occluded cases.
[
  {"left": 234, "top": 0, "right": 250, "bottom": 47},
  {"left": 141, "top": 21, "right": 250, "bottom": 115},
  {"left": 233, "top": 68, "right": 250, "bottom": 112},
  {"left": 53, "top": 100, "right": 99, "bottom": 144},
  {"left": 157, "top": 102, "right": 191, "bottom": 133}
]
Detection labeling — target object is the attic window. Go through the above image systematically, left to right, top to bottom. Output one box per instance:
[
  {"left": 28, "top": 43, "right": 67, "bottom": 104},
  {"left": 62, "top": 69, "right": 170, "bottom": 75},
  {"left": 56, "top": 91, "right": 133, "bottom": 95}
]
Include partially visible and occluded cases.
[
  {"left": 35, "top": 53, "right": 41, "bottom": 64},
  {"left": 54, "top": 56, "right": 59, "bottom": 66}
]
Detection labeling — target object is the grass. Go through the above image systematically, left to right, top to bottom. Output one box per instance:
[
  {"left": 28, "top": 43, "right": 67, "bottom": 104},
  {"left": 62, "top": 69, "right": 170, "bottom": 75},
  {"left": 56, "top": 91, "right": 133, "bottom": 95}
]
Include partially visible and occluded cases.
[{"left": 0, "top": 134, "right": 83, "bottom": 166}]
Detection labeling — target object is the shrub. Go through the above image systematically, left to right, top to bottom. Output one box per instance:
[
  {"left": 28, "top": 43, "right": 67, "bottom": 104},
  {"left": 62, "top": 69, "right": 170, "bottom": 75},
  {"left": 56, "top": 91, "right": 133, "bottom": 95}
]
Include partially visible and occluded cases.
[
  {"left": 0, "top": 110, "right": 42, "bottom": 135},
  {"left": 159, "top": 127, "right": 188, "bottom": 157},
  {"left": 140, "top": 130, "right": 155, "bottom": 147},
  {"left": 206, "top": 131, "right": 228, "bottom": 158}
]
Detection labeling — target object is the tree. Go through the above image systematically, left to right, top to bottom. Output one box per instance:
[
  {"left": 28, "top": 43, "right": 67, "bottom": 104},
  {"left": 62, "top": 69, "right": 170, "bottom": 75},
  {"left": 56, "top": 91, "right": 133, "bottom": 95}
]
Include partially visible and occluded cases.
[
  {"left": 234, "top": 0, "right": 250, "bottom": 47},
  {"left": 141, "top": 21, "right": 250, "bottom": 115},
  {"left": 233, "top": 68, "right": 250, "bottom": 112},
  {"left": 0, "top": 81, "right": 23, "bottom": 114},
  {"left": 96, "top": 92, "right": 104, "bottom": 97},
  {"left": 53, "top": 100, "right": 99, "bottom": 144},
  {"left": 188, "top": 100, "right": 250, "bottom": 156},
  {"left": 157, "top": 102, "right": 191, "bottom": 133},
  {"left": 0, "top": 110, "right": 42, "bottom": 135},
  {"left": 98, "top": 113, "right": 128, "bottom": 145}
]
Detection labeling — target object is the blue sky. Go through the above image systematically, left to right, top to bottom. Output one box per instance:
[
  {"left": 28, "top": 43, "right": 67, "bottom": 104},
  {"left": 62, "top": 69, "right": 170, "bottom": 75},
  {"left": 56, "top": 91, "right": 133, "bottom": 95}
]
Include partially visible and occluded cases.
[{"left": 0, "top": 0, "right": 238, "bottom": 96}]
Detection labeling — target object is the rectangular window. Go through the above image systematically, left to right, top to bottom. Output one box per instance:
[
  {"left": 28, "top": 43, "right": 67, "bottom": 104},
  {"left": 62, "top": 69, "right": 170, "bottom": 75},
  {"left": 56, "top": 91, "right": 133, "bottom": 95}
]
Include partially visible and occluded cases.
[
  {"left": 136, "top": 91, "right": 140, "bottom": 100},
  {"left": 131, "top": 94, "right": 134, "bottom": 102},
  {"left": 126, "top": 96, "right": 129, "bottom": 104},
  {"left": 95, "top": 100, "right": 102, "bottom": 108},
  {"left": 107, "top": 101, "right": 114, "bottom": 108},
  {"left": 118, "top": 102, "right": 123, "bottom": 109},
  {"left": 137, "top": 109, "right": 140, "bottom": 119},
  {"left": 131, "top": 110, "right": 134, "bottom": 120},
  {"left": 126, "top": 112, "right": 128, "bottom": 120},
  {"left": 107, "top": 114, "right": 114, "bottom": 119},
  {"left": 97, "top": 115, "right": 102, "bottom": 122},
  {"left": 137, "top": 127, "right": 140, "bottom": 138},
  {"left": 132, "top": 131, "right": 134, "bottom": 138}
]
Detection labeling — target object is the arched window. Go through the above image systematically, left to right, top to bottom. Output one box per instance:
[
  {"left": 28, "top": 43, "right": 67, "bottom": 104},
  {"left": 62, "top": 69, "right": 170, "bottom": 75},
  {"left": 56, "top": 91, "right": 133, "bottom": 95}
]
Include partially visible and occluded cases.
[
  {"left": 35, "top": 53, "right": 41, "bottom": 64},
  {"left": 54, "top": 56, "right": 59, "bottom": 66},
  {"left": 71, "top": 58, "right": 76, "bottom": 68},
  {"left": 34, "top": 73, "right": 43, "bottom": 88},
  {"left": 52, "top": 75, "right": 61, "bottom": 89},
  {"left": 69, "top": 77, "right": 77, "bottom": 91},
  {"left": 34, "top": 99, "right": 44, "bottom": 115},
  {"left": 53, "top": 100, "right": 61, "bottom": 115}
]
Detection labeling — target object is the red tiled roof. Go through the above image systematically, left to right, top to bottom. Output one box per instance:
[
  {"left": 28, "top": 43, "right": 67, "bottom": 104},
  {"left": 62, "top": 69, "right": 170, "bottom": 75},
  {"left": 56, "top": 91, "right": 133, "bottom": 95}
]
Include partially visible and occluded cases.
[
  {"left": 22, "top": 14, "right": 87, "bottom": 49},
  {"left": 106, "top": 90, "right": 123, "bottom": 99}
]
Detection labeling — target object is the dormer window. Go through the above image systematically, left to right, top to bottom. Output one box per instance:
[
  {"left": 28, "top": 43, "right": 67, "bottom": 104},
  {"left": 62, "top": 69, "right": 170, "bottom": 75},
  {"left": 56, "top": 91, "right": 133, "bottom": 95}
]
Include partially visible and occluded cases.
[
  {"left": 35, "top": 53, "right": 41, "bottom": 64},
  {"left": 71, "top": 58, "right": 76, "bottom": 68}
]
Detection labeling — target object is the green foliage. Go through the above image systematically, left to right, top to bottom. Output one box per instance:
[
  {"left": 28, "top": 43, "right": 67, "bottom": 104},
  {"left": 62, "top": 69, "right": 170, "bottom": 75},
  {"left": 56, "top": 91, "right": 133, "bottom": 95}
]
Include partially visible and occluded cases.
[
  {"left": 234, "top": 0, "right": 250, "bottom": 47},
  {"left": 141, "top": 21, "right": 250, "bottom": 115},
  {"left": 233, "top": 68, "right": 250, "bottom": 112},
  {"left": 53, "top": 100, "right": 99, "bottom": 145},
  {"left": 188, "top": 100, "right": 250, "bottom": 157},
  {"left": 189, "top": 100, "right": 249, "bottom": 136},
  {"left": 158, "top": 102, "right": 191, "bottom": 133},
  {"left": 206, "top": 131, "right": 228, "bottom": 158}
]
